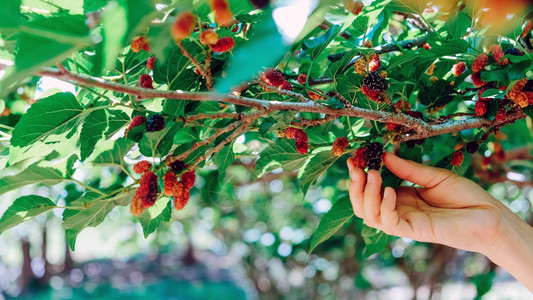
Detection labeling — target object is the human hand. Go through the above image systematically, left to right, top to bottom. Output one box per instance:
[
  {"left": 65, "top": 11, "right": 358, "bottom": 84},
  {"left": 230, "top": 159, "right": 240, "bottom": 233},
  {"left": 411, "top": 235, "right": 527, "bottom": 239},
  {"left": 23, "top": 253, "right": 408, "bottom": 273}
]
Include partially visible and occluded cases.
[{"left": 346, "top": 152, "right": 506, "bottom": 255}]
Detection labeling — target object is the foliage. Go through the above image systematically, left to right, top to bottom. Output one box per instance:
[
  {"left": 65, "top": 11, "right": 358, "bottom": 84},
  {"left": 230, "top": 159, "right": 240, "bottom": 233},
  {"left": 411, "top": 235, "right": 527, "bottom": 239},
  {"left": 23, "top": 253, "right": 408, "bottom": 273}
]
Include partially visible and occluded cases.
[{"left": 0, "top": 0, "right": 532, "bottom": 285}]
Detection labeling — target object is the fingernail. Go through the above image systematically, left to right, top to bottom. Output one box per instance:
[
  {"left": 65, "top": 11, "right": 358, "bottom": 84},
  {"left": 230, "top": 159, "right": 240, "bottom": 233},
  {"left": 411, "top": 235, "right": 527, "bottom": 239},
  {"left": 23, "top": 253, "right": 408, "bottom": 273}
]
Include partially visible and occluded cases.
[{"left": 367, "top": 171, "right": 373, "bottom": 183}]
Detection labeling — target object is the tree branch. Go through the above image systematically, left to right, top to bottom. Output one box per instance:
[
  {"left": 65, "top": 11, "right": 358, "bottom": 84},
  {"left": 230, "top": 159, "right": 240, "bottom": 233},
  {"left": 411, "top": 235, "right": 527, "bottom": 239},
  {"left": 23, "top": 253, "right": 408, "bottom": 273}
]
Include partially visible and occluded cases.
[{"left": 176, "top": 41, "right": 213, "bottom": 90}]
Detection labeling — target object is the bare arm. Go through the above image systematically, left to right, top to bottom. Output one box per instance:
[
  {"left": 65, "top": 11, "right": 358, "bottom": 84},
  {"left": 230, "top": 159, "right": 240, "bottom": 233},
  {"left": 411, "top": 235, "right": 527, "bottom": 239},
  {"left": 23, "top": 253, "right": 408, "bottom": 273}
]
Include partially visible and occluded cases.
[{"left": 347, "top": 153, "right": 533, "bottom": 291}]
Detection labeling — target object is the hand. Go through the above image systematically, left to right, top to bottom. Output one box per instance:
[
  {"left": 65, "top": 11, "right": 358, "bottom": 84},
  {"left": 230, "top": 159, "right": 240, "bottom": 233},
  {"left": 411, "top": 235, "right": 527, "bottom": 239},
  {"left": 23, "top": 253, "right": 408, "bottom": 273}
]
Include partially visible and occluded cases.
[{"left": 346, "top": 152, "right": 505, "bottom": 255}]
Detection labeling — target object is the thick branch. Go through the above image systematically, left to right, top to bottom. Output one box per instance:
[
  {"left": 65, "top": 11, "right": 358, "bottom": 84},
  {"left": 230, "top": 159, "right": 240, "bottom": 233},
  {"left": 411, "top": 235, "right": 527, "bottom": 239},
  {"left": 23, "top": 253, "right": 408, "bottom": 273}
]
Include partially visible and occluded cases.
[{"left": 39, "top": 67, "right": 527, "bottom": 142}]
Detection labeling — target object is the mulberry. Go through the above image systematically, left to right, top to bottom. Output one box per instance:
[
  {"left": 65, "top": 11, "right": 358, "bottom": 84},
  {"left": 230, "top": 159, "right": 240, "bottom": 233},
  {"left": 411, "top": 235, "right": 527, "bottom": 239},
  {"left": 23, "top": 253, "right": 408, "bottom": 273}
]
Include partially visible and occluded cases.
[
  {"left": 210, "top": 0, "right": 233, "bottom": 27},
  {"left": 250, "top": 0, "right": 269, "bottom": 9},
  {"left": 344, "top": 0, "right": 363, "bottom": 15},
  {"left": 172, "top": 11, "right": 195, "bottom": 41},
  {"left": 520, "top": 19, "right": 532, "bottom": 39},
  {"left": 200, "top": 30, "right": 219, "bottom": 45},
  {"left": 131, "top": 36, "right": 150, "bottom": 53},
  {"left": 209, "top": 36, "right": 235, "bottom": 52},
  {"left": 363, "top": 40, "right": 373, "bottom": 48},
  {"left": 422, "top": 43, "right": 431, "bottom": 50},
  {"left": 491, "top": 45, "right": 504, "bottom": 62},
  {"left": 504, "top": 48, "right": 524, "bottom": 56},
  {"left": 472, "top": 53, "right": 488, "bottom": 72},
  {"left": 368, "top": 54, "right": 381, "bottom": 72},
  {"left": 146, "top": 57, "right": 156, "bottom": 70},
  {"left": 354, "top": 57, "right": 366, "bottom": 75},
  {"left": 452, "top": 62, "right": 466, "bottom": 77},
  {"left": 425, "top": 63, "right": 435, "bottom": 75},
  {"left": 261, "top": 68, "right": 285, "bottom": 87},
  {"left": 379, "top": 70, "right": 388, "bottom": 79},
  {"left": 363, "top": 71, "right": 388, "bottom": 92},
  {"left": 471, "top": 72, "right": 487, "bottom": 87},
  {"left": 298, "top": 73, "right": 307, "bottom": 85},
  {"left": 139, "top": 74, "right": 153, "bottom": 89},
  {"left": 279, "top": 80, "right": 292, "bottom": 91},
  {"left": 361, "top": 86, "right": 380, "bottom": 101},
  {"left": 308, "top": 89, "right": 323, "bottom": 100},
  {"left": 509, "top": 91, "right": 529, "bottom": 108},
  {"left": 395, "top": 100, "right": 411, "bottom": 111},
  {"left": 475, "top": 100, "right": 487, "bottom": 117},
  {"left": 495, "top": 104, "right": 506, "bottom": 122},
  {"left": 406, "top": 111, "right": 424, "bottom": 120},
  {"left": 146, "top": 114, "right": 165, "bottom": 132},
  {"left": 125, "top": 115, "right": 146, "bottom": 138},
  {"left": 385, "top": 122, "right": 400, "bottom": 131},
  {"left": 285, "top": 127, "right": 298, "bottom": 139},
  {"left": 294, "top": 129, "right": 308, "bottom": 154},
  {"left": 332, "top": 137, "right": 349, "bottom": 156},
  {"left": 296, "top": 141, "right": 308, "bottom": 155},
  {"left": 364, "top": 142, "right": 383, "bottom": 170},
  {"left": 466, "top": 142, "right": 479, "bottom": 154},
  {"left": 353, "top": 147, "right": 367, "bottom": 169},
  {"left": 451, "top": 151, "right": 464, "bottom": 167},
  {"left": 133, "top": 160, "right": 151, "bottom": 174},
  {"left": 170, "top": 160, "right": 187, "bottom": 173},
  {"left": 139, "top": 171, "right": 158, "bottom": 207},
  {"left": 181, "top": 171, "right": 196, "bottom": 189},
  {"left": 163, "top": 172, "right": 178, "bottom": 196},
  {"left": 173, "top": 182, "right": 190, "bottom": 210},
  {"left": 130, "top": 192, "right": 145, "bottom": 216}
]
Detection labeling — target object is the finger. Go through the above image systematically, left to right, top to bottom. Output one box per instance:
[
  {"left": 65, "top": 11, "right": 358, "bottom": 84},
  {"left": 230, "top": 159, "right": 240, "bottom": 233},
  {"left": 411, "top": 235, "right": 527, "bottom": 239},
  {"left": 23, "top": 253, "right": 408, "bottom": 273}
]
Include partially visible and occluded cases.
[
  {"left": 383, "top": 152, "right": 453, "bottom": 188},
  {"left": 347, "top": 158, "right": 366, "bottom": 218},
  {"left": 363, "top": 170, "right": 382, "bottom": 226},
  {"left": 380, "top": 187, "right": 399, "bottom": 233}
]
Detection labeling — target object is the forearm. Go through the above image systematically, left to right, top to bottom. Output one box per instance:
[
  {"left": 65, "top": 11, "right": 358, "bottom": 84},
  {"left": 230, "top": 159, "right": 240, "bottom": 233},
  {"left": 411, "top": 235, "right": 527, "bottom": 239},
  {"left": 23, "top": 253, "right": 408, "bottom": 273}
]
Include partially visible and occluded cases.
[{"left": 484, "top": 209, "right": 533, "bottom": 292}]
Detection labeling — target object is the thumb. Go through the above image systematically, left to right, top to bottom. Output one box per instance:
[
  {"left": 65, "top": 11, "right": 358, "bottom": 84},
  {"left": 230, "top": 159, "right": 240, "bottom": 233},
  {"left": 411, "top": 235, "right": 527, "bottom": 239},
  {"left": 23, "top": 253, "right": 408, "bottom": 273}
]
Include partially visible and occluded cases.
[{"left": 383, "top": 152, "right": 453, "bottom": 188}]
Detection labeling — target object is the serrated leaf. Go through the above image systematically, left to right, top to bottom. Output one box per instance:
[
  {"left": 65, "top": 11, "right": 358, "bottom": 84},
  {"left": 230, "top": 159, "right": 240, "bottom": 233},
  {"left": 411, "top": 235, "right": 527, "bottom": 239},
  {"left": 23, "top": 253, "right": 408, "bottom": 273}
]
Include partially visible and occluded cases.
[
  {"left": 152, "top": 42, "right": 199, "bottom": 91},
  {"left": 11, "top": 92, "right": 83, "bottom": 147},
  {"left": 80, "top": 108, "right": 130, "bottom": 160},
  {"left": 139, "top": 126, "right": 171, "bottom": 157},
  {"left": 89, "top": 138, "right": 135, "bottom": 167},
  {"left": 255, "top": 140, "right": 310, "bottom": 177},
  {"left": 213, "top": 143, "right": 235, "bottom": 175},
  {"left": 299, "top": 151, "right": 339, "bottom": 196},
  {"left": 0, "top": 163, "right": 68, "bottom": 195},
  {"left": 62, "top": 190, "right": 136, "bottom": 248},
  {"left": 0, "top": 195, "right": 55, "bottom": 234},
  {"left": 309, "top": 196, "right": 353, "bottom": 254},
  {"left": 138, "top": 197, "right": 172, "bottom": 238},
  {"left": 361, "top": 224, "right": 391, "bottom": 258}
]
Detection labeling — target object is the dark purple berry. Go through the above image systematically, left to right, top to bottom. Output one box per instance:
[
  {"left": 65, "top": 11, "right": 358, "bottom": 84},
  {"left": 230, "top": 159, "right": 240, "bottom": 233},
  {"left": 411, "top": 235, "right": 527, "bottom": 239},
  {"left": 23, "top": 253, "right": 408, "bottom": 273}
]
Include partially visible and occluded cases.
[
  {"left": 146, "top": 114, "right": 165, "bottom": 132},
  {"left": 364, "top": 142, "right": 384, "bottom": 170},
  {"left": 466, "top": 142, "right": 479, "bottom": 154}
]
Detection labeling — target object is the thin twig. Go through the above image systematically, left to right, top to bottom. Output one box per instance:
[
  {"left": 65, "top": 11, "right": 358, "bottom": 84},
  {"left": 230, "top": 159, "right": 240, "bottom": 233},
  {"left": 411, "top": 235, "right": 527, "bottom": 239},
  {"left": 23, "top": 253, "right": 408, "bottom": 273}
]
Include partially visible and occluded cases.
[{"left": 176, "top": 41, "right": 213, "bottom": 90}]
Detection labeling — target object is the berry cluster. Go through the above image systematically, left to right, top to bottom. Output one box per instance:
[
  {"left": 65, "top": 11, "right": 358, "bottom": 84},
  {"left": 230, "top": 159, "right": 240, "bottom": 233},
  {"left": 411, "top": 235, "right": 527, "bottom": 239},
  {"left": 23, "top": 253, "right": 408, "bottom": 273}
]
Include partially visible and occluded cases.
[
  {"left": 131, "top": 36, "right": 150, "bottom": 53},
  {"left": 261, "top": 68, "right": 292, "bottom": 91},
  {"left": 362, "top": 71, "right": 387, "bottom": 101},
  {"left": 139, "top": 74, "right": 153, "bottom": 89},
  {"left": 285, "top": 127, "right": 308, "bottom": 154},
  {"left": 332, "top": 137, "right": 349, "bottom": 156},
  {"left": 352, "top": 142, "right": 383, "bottom": 170},
  {"left": 451, "top": 151, "right": 465, "bottom": 167},
  {"left": 162, "top": 162, "right": 196, "bottom": 211},
  {"left": 130, "top": 170, "right": 158, "bottom": 216}
]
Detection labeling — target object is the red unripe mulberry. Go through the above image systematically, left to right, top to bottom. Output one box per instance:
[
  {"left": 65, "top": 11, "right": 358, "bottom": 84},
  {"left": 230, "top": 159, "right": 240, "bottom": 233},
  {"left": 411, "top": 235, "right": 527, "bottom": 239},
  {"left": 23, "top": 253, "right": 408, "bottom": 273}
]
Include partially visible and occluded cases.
[
  {"left": 210, "top": 0, "right": 233, "bottom": 27},
  {"left": 344, "top": 0, "right": 363, "bottom": 15},
  {"left": 172, "top": 11, "right": 195, "bottom": 41},
  {"left": 131, "top": 36, "right": 150, "bottom": 53},
  {"left": 210, "top": 36, "right": 235, "bottom": 52},
  {"left": 491, "top": 45, "right": 504, "bottom": 62},
  {"left": 472, "top": 53, "right": 488, "bottom": 72},
  {"left": 368, "top": 54, "right": 381, "bottom": 72},
  {"left": 146, "top": 57, "right": 156, "bottom": 70},
  {"left": 452, "top": 62, "right": 466, "bottom": 77},
  {"left": 261, "top": 68, "right": 285, "bottom": 87},
  {"left": 471, "top": 72, "right": 487, "bottom": 87},
  {"left": 298, "top": 73, "right": 307, "bottom": 85},
  {"left": 140, "top": 74, "right": 153, "bottom": 89},
  {"left": 279, "top": 80, "right": 292, "bottom": 91},
  {"left": 361, "top": 85, "right": 380, "bottom": 101},
  {"left": 307, "top": 89, "right": 323, "bottom": 100},
  {"left": 395, "top": 100, "right": 411, "bottom": 111},
  {"left": 475, "top": 100, "right": 487, "bottom": 117},
  {"left": 125, "top": 115, "right": 146, "bottom": 138},
  {"left": 385, "top": 122, "right": 400, "bottom": 131},
  {"left": 285, "top": 127, "right": 298, "bottom": 139},
  {"left": 294, "top": 129, "right": 308, "bottom": 155},
  {"left": 332, "top": 137, "right": 349, "bottom": 156},
  {"left": 353, "top": 147, "right": 367, "bottom": 169},
  {"left": 451, "top": 151, "right": 465, "bottom": 166},
  {"left": 133, "top": 160, "right": 151, "bottom": 174},
  {"left": 139, "top": 171, "right": 158, "bottom": 207},
  {"left": 181, "top": 171, "right": 196, "bottom": 189},
  {"left": 163, "top": 172, "right": 178, "bottom": 196},
  {"left": 173, "top": 182, "right": 190, "bottom": 210},
  {"left": 130, "top": 192, "right": 145, "bottom": 216}
]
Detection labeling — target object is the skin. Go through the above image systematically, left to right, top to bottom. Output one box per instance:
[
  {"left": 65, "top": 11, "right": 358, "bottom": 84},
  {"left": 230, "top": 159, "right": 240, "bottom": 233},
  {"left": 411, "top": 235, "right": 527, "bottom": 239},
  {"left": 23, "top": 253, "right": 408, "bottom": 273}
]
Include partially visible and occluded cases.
[{"left": 347, "top": 153, "right": 533, "bottom": 292}]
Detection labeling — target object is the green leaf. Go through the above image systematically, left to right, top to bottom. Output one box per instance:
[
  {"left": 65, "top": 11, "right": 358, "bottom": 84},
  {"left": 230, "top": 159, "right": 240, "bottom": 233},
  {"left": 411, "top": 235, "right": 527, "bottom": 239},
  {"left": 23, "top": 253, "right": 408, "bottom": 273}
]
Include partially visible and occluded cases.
[
  {"left": 0, "top": 0, "right": 21, "bottom": 31},
  {"left": 95, "top": 0, "right": 128, "bottom": 73},
  {"left": 125, "top": 0, "right": 156, "bottom": 39},
  {"left": 216, "top": 9, "right": 286, "bottom": 92},
  {"left": 446, "top": 12, "right": 470, "bottom": 39},
  {"left": 303, "top": 25, "right": 342, "bottom": 60},
  {"left": 152, "top": 42, "right": 199, "bottom": 91},
  {"left": 11, "top": 92, "right": 83, "bottom": 147},
  {"left": 163, "top": 99, "right": 189, "bottom": 117},
  {"left": 523, "top": 107, "right": 533, "bottom": 119},
  {"left": 80, "top": 108, "right": 130, "bottom": 160},
  {"left": 139, "top": 126, "right": 171, "bottom": 157},
  {"left": 89, "top": 138, "right": 135, "bottom": 166},
  {"left": 255, "top": 140, "right": 310, "bottom": 177},
  {"left": 213, "top": 143, "right": 235, "bottom": 175},
  {"left": 299, "top": 151, "right": 339, "bottom": 196},
  {"left": 0, "top": 163, "right": 67, "bottom": 195},
  {"left": 62, "top": 190, "right": 135, "bottom": 249},
  {"left": 0, "top": 195, "right": 55, "bottom": 234},
  {"left": 309, "top": 196, "right": 353, "bottom": 254},
  {"left": 138, "top": 197, "right": 172, "bottom": 238},
  {"left": 361, "top": 224, "right": 391, "bottom": 258}
]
